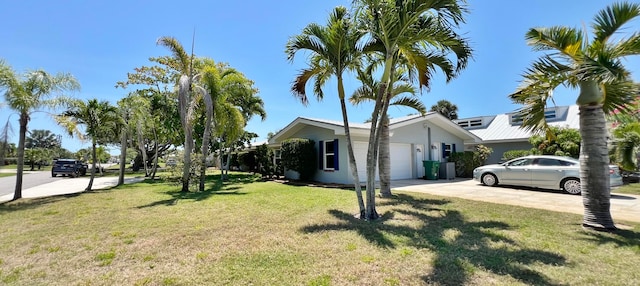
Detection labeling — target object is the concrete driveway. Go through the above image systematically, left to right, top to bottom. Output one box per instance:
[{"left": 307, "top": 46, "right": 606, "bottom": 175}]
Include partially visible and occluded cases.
[
  {"left": 0, "top": 176, "right": 144, "bottom": 203},
  {"left": 391, "top": 178, "right": 640, "bottom": 223}
]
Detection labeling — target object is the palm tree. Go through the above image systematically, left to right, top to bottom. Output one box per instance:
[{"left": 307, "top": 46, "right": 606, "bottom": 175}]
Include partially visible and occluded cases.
[
  {"left": 354, "top": 0, "right": 472, "bottom": 219},
  {"left": 509, "top": 2, "right": 640, "bottom": 231},
  {"left": 286, "top": 6, "right": 367, "bottom": 217},
  {"left": 157, "top": 36, "right": 198, "bottom": 192},
  {"left": 0, "top": 60, "right": 79, "bottom": 201},
  {"left": 350, "top": 65, "right": 425, "bottom": 197},
  {"left": 116, "top": 92, "right": 151, "bottom": 185},
  {"left": 58, "top": 99, "right": 122, "bottom": 191},
  {"left": 430, "top": 99, "right": 459, "bottom": 120}
]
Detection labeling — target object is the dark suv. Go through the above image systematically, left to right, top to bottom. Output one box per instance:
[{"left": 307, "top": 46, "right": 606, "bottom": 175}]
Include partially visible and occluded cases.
[{"left": 51, "top": 159, "right": 88, "bottom": 177}]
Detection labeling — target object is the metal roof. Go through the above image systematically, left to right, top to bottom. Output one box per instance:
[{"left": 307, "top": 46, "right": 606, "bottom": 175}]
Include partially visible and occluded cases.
[{"left": 457, "top": 105, "right": 580, "bottom": 143}]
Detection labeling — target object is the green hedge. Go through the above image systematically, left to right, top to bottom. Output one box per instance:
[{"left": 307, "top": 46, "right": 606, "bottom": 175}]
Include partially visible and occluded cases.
[
  {"left": 281, "top": 138, "right": 316, "bottom": 181},
  {"left": 501, "top": 150, "right": 531, "bottom": 162}
]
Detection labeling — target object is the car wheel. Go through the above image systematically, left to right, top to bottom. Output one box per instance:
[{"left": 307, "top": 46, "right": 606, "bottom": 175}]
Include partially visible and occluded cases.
[
  {"left": 52, "top": 173, "right": 57, "bottom": 177},
  {"left": 481, "top": 173, "right": 498, "bottom": 186},
  {"left": 562, "top": 178, "right": 581, "bottom": 195}
]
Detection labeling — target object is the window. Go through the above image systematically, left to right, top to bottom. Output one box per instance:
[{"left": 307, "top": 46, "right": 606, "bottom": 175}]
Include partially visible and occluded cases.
[
  {"left": 544, "top": 109, "right": 556, "bottom": 119},
  {"left": 456, "top": 118, "right": 483, "bottom": 128},
  {"left": 318, "top": 139, "right": 339, "bottom": 171},
  {"left": 324, "top": 140, "right": 335, "bottom": 170},
  {"left": 441, "top": 143, "right": 456, "bottom": 158},
  {"left": 444, "top": 144, "right": 452, "bottom": 158},
  {"left": 505, "top": 158, "right": 532, "bottom": 167},
  {"left": 535, "top": 158, "right": 561, "bottom": 166}
]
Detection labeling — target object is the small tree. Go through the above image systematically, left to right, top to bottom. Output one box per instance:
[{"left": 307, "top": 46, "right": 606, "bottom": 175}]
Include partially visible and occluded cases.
[
  {"left": 529, "top": 126, "right": 581, "bottom": 158},
  {"left": 280, "top": 138, "right": 316, "bottom": 181}
]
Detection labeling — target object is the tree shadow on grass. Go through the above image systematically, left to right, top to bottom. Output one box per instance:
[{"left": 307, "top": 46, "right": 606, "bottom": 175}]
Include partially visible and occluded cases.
[
  {"left": 136, "top": 173, "right": 257, "bottom": 208},
  {"left": 0, "top": 193, "right": 83, "bottom": 214},
  {"left": 300, "top": 194, "right": 566, "bottom": 285},
  {"left": 576, "top": 227, "right": 640, "bottom": 247}
]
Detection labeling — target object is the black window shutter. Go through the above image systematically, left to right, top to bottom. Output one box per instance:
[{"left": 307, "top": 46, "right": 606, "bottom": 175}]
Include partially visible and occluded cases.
[
  {"left": 333, "top": 139, "right": 339, "bottom": 170},
  {"left": 318, "top": 141, "right": 324, "bottom": 169},
  {"left": 441, "top": 143, "right": 446, "bottom": 158},
  {"left": 452, "top": 144, "right": 456, "bottom": 154}
]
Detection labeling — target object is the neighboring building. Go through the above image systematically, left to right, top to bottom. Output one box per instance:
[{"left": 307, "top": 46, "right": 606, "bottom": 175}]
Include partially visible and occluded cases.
[
  {"left": 454, "top": 105, "right": 580, "bottom": 164},
  {"left": 269, "top": 112, "right": 481, "bottom": 184}
]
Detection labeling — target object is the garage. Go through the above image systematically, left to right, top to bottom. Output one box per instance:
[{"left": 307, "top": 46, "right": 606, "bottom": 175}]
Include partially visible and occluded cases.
[{"left": 352, "top": 142, "right": 413, "bottom": 181}]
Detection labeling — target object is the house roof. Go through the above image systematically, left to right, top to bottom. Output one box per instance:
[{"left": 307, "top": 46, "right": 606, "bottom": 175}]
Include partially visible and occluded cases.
[
  {"left": 455, "top": 105, "right": 580, "bottom": 143},
  {"left": 269, "top": 112, "right": 482, "bottom": 145}
]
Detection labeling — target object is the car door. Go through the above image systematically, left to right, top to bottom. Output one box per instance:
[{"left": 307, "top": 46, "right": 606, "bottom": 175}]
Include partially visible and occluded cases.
[
  {"left": 500, "top": 158, "right": 533, "bottom": 186},
  {"left": 530, "top": 158, "right": 574, "bottom": 190}
]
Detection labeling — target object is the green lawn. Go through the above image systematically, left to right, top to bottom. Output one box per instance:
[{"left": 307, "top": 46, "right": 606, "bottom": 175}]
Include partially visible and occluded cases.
[
  {"left": 0, "top": 164, "right": 52, "bottom": 171},
  {"left": 0, "top": 173, "right": 638, "bottom": 285},
  {"left": 0, "top": 173, "right": 14, "bottom": 178},
  {"left": 614, "top": 183, "right": 640, "bottom": 195}
]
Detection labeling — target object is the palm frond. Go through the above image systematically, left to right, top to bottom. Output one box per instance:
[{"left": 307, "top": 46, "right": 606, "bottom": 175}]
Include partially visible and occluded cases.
[
  {"left": 592, "top": 2, "right": 640, "bottom": 43},
  {"left": 525, "top": 27, "right": 584, "bottom": 59},
  {"left": 613, "top": 32, "right": 640, "bottom": 57},
  {"left": 156, "top": 36, "right": 190, "bottom": 74},
  {"left": 601, "top": 79, "right": 639, "bottom": 114},
  {"left": 391, "top": 96, "right": 427, "bottom": 115}
]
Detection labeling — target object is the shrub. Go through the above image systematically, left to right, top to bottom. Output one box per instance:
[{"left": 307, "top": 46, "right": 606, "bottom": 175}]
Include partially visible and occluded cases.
[
  {"left": 529, "top": 126, "right": 580, "bottom": 158},
  {"left": 280, "top": 138, "right": 316, "bottom": 181},
  {"left": 449, "top": 145, "right": 493, "bottom": 177},
  {"left": 502, "top": 150, "right": 531, "bottom": 161}
]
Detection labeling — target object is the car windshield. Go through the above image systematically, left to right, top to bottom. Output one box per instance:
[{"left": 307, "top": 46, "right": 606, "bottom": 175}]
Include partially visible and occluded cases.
[{"left": 55, "top": 160, "right": 75, "bottom": 165}]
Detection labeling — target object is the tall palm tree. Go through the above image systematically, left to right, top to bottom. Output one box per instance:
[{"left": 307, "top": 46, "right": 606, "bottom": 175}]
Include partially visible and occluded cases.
[
  {"left": 355, "top": 0, "right": 472, "bottom": 219},
  {"left": 509, "top": 2, "right": 640, "bottom": 231},
  {"left": 286, "top": 6, "right": 367, "bottom": 217},
  {"left": 157, "top": 36, "right": 198, "bottom": 192},
  {"left": 0, "top": 60, "right": 79, "bottom": 201},
  {"left": 195, "top": 62, "right": 224, "bottom": 191},
  {"left": 208, "top": 63, "right": 265, "bottom": 183},
  {"left": 350, "top": 64, "right": 425, "bottom": 197},
  {"left": 117, "top": 92, "right": 151, "bottom": 185},
  {"left": 58, "top": 99, "right": 122, "bottom": 191},
  {"left": 430, "top": 99, "right": 459, "bottom": 120}
]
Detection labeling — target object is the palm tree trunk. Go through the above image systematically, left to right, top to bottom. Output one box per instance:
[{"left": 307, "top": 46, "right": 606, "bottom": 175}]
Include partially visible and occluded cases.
[
  {"left": 365, "top": 81, "right": 389, "bottom": 220},
  {"left": 339, "top": 96, "right": 366, "bottom": 218},
  {"left": 579, "top": 104, "right": 615, "bottom": 231},
  {"left": 12, "top": 113, "right": 28, "bottom": 201},
  {"left": 378, "top": 115, "right": 392, "bottom": 197},
  {"left": 199, "top": 116, "right": 212, "bottom": 192},
  {"left": 137, "top": 121, "right": 149, "bottom": 177},
  {"left": 117, "top": 127, "right": 127, "bottom": 186},
  {"left": 182, "top": 128, "right": 193, "bottom": 192},
  {"left": 86, "top": 140, "right": 97, "bottom": 191}
]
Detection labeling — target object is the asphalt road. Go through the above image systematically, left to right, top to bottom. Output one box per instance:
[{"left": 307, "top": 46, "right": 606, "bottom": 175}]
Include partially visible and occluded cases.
[{"left": 0, "top": 171, "right": 63, "bottom": 197}]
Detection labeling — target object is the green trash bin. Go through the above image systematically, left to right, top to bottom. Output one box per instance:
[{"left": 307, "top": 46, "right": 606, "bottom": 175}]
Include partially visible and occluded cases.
[{"left": 423, "top": 160, "right": 440, "bottom": 180}]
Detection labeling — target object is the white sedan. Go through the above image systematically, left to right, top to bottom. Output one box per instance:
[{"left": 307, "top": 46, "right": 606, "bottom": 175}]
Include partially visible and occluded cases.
[{"left": 473, "top": 155, "right": 623, "bottom": 195}]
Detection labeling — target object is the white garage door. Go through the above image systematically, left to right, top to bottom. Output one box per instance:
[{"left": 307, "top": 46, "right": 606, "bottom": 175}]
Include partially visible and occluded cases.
[{"left": 352, "top": 142, "right": 413, "bottom": 182}]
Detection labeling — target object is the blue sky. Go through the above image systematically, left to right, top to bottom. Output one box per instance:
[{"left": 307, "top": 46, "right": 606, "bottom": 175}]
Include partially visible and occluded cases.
[{"left": 1, "top": 0, "right": 639, "bottom": 154}]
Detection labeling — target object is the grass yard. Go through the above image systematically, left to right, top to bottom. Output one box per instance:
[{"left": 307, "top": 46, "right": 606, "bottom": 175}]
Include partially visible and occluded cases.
[
  {"left": 0, "top": 173, "right": 639, "bottom": 285},
  {"left": 0, "top": 173, "right": 14, "bottom": 178},
  {"left": 614, "top": 183, "right": 640, "bottom": 195}
]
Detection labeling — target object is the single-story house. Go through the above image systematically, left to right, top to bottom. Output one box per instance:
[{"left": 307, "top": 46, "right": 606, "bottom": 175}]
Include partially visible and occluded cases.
[
  {"left": 453, "top": 105, "right": 580, "bottom": 164},
  {"left": 268, "top": 112, "right": 482, "bottom": 184}
]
